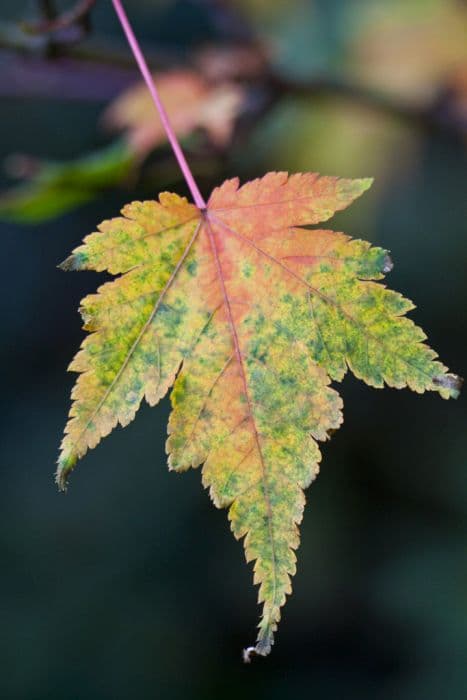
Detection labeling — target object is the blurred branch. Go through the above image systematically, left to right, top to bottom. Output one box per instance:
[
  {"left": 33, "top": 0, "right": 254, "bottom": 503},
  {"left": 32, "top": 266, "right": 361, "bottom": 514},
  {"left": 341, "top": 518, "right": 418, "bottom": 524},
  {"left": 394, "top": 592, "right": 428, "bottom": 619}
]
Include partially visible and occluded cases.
[
  {"left": 23, "top": 0, "right": 97, "bottom": 35},
  {"left": 0, "top": 17, "right": 465, "bottom": 140},
  {"left": 0, "top": 18, "right": 183, "bottom": 99},
  {"left": 0, "top": 21, "right": 182, "bottom": 67},
  {"left": 0, "top": 54, "right": 138, "bottom": 100},
  {"left": 270, "top": 75, "right": 466, "bottom": 138}
]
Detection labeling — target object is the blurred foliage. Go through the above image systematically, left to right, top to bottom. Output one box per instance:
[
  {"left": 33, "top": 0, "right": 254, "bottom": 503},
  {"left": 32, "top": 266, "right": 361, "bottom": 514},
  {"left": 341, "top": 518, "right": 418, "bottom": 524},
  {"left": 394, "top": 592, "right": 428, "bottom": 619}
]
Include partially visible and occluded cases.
[
  {"left": 0, "top": 0, "right": 466, "bottom": 698},
  {"left": 1, "top": 0, "right": 465, "bottom": 225},
  {"left": 346, "top": 0, "right": 467, "bottom": 102},
  {"left": 103, "top": 68, "right": 245, "bottom": 154},
  {"left": 250, "top": 96, "right": 417, "bottom": 195},
  {"left": 0, "top": 140, "right": 133, "bottom": 223}
]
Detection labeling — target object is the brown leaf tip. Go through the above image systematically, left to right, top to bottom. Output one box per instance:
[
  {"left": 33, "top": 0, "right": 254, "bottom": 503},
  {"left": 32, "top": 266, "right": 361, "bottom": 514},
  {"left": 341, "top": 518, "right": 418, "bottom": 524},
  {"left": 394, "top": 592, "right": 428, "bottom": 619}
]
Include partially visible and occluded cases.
[
  {"left": 58, "top": 251, "right": 87, "bottom": 271},
  {"left": 58, "top": 256, "right": 75, "bottom": 272},
  {"left": 433, "top": 373, "right": 463, "bottom": 398},
  {"left": 55, "top": 452, "right": 77, "bottom": 492},
  {"left": 242, "top": 638, "right": 271, "bottom": 663},
  {"left": 242, "top": 646, "right": 257, "bottom": 663}
]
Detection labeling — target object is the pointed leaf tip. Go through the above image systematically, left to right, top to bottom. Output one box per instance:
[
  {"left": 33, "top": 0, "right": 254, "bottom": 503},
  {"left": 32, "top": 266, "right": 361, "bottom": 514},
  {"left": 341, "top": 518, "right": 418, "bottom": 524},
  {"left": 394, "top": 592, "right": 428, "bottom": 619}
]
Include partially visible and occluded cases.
[
  {"left": 338, "top": 176, "right": 373, "bottom": 199},
  {"left": 58, "top": 251, "right": 87, "bottom": 272},
  {"left": 58, "top": 256, "right": 75, "bottom": 272},
  {"left": 433, "top": 373, "right": 463, "bottom": 399},
  {"left": 56, "top": 452, "right": 77, "bottom": 492},
  {"left": 242, "top": 643, "right": 270, "bottom": 663},
  {"left": 242, "top": 646, "right": 256, "bottom": 663}
]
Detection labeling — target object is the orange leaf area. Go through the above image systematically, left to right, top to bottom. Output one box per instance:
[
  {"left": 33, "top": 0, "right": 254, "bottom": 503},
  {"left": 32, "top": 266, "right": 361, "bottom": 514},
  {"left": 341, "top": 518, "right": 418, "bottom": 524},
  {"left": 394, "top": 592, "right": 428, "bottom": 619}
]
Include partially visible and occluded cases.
[{"left": 103, "top": 69, "right": 246, "bottom": 155}]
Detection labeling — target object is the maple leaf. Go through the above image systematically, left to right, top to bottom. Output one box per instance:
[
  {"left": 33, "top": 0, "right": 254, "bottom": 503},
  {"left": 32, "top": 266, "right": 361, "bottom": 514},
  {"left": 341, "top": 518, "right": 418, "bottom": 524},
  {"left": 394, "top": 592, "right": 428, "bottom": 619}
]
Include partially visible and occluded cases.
[
  {"left": 103, "top": 69, "right": 245, "bottom": 157},
  {"left": 57, "top": 171, "right": 461, "bottom": 659}
]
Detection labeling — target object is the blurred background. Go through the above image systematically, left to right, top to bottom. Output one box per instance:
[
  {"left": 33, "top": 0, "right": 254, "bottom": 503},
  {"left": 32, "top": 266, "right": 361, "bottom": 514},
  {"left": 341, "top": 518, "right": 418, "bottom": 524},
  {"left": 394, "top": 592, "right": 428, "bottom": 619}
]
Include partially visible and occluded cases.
[{"left": 0, "top": 1, "right": 466, "bottom": 698}]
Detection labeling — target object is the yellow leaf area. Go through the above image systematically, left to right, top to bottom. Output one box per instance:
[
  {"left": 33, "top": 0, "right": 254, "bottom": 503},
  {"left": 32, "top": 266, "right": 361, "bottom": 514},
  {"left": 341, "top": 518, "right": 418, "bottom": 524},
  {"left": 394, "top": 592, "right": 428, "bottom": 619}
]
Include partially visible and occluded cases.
[{"left": 58, "top": 172, "right": 461, "bottom": 658}]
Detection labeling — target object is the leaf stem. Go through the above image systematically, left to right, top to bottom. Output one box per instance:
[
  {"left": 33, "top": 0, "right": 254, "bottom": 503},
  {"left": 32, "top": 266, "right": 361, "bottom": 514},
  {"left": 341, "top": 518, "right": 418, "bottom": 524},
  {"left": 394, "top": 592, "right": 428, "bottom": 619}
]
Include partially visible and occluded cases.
[{"left": 110, "top": 0, "right": 206, "bottom": 209}]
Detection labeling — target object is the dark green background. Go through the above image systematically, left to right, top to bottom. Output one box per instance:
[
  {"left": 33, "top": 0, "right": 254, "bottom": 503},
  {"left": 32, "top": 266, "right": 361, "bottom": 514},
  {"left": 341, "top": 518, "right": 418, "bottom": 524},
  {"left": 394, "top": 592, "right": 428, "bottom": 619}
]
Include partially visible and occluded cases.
[{"left": 1, "top": 1, "right": 466, "bottom": 698}]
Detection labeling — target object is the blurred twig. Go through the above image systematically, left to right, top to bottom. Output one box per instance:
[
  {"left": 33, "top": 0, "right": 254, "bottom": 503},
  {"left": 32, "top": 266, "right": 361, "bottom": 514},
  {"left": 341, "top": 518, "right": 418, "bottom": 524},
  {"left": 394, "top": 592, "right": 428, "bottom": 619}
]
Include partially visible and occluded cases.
[
  {"left": 23, "top": 0, "right": 97, "bottom": 35},
  {"left": 0, "top": 9, "right": 465, "bottom": 141},
  {"left": 0, "top": 21, "right": 181, "bottom": 67},
  {"left": 0, "top": 54, "right": 138, "bottom": 100},
  {"left": 269, "top": 74, "right": 466, "bottom": 138}
]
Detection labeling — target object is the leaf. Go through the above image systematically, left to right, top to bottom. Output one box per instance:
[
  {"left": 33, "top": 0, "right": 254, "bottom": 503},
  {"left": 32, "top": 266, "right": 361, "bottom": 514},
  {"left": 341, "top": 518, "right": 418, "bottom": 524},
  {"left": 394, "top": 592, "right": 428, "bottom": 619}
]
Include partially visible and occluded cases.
[
  {"left": 103, "top": 69, "right": 246, "bottom": 157},
  {"left": 0, "top": 141, "right": 134, "bottom": 224},
  {"left": 57, "top": 171, "right": 461, "bottom": 658}
]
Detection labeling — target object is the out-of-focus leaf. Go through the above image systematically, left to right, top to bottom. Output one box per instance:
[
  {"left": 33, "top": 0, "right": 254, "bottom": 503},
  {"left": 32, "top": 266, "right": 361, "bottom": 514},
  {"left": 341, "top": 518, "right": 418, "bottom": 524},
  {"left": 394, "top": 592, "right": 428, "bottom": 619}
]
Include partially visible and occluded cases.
[
  {"left": 348, "top": 0, "right": 467, "bottom": 104},
  {"left": 103, "top": 69, "right": 246, "bottom": 157},
  {"left": 0, "top": 141, "right": 134, "bottom": 224}
]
